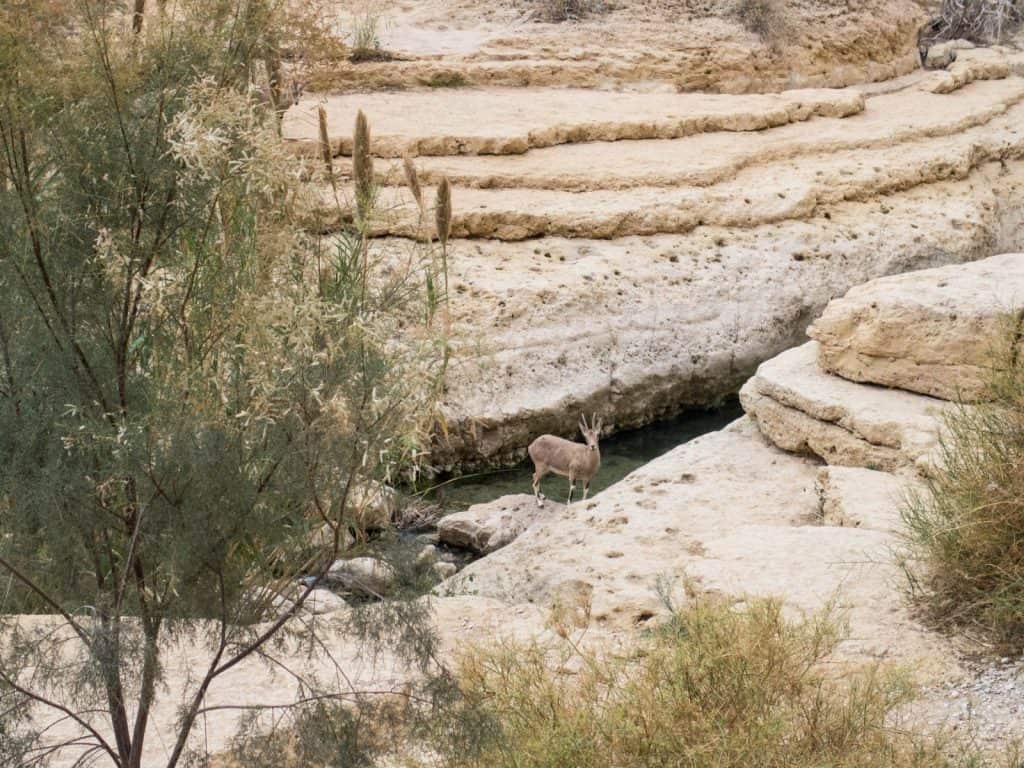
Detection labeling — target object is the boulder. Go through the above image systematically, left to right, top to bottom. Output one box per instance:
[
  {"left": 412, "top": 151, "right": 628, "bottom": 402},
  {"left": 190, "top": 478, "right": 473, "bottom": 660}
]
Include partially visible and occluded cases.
[
  {"left": 923, "top": 39, "right": 974, "bottom": 70},
  {"left": 808, "top": 253, "right": 1024, "bottom": 402},
  {"left": 739, "top": 342, "right": 945, "bottom": 474},
  {"left": 816, "top": 466, "right": 917, "bottom": 533},
  {"left": 437, "top": 494, "right": 561, "bottom": 554},
  {"left": 325, "top": 557, "right": 397, "bottom": 597},
  {"left": 433, "top": 561, "right": 458, "bottom": 580},
  {"left": 303, "top": 587, "right": 349, "bottom": 615}
]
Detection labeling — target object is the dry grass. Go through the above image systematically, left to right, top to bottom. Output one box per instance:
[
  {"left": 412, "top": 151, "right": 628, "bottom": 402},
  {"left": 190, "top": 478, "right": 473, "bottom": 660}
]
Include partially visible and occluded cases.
[
  {"left": 902, "top": 319, "right": 1024, "bottom": 653},
  {"left": 435, "top": 596, "right": 992, "bottom": 768}
]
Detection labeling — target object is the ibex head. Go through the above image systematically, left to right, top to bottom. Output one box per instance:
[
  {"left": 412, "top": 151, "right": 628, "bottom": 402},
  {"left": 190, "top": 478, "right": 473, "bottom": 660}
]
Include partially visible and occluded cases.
[{"left": 579, "top": 413, "right": 603, "bottom": 452}]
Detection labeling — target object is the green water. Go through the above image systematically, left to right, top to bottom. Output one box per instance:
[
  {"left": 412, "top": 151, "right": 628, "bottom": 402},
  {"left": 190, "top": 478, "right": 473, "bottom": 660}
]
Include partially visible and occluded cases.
[{"left": 432, "top": 401, "right": 744, "bottom": 511}]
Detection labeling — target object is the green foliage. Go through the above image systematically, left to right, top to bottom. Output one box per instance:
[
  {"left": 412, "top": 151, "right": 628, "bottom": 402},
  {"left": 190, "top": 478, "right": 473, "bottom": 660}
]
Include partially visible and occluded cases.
[
  {"left": 0, "top": 2, "right": 444, "bottom": 766},
  {"left": 902, "top": 319, "right": 1024, "bottom": 652},
  {"left": 434, "top": 597, "right": 988, "bottom": 768}
]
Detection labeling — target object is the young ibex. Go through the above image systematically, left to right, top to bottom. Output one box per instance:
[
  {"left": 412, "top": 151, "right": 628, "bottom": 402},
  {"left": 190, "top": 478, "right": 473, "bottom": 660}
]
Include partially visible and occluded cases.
[{"left": 528, "top": 414, "right": 603, "bottom": 508}]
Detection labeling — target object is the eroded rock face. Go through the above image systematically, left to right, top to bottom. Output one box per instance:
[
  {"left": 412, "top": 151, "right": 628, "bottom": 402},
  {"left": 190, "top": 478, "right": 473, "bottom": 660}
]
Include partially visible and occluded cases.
[
  {"left": 809, "top": 253, "right": 1024, "bottom": 402},
  {"left": 739, "top": 342, "right": 945, "bottom": 474},
  {"left": 437, "top": 493, "right": 561, "bottom": 554}
]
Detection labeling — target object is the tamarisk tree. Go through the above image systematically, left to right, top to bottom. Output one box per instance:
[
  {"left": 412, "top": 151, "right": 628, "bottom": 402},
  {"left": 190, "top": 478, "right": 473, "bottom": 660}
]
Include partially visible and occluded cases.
[{"left": 0, "top": 2, "right": 444, "bottom": 766}]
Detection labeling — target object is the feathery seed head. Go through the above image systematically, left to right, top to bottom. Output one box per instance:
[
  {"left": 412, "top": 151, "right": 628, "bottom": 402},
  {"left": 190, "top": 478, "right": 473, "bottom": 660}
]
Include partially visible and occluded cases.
[
  {"left": 317, "top": 105, "right": 333, "bottom": 176},
  {"left": 353, "top": 110, "right": 374, "bottom": 223},
  {"left": 403, "top": 155, "right": 423, "bottom": 210},
  {"left": 435, "top": 176, "right": 452, "bottom": 246}
]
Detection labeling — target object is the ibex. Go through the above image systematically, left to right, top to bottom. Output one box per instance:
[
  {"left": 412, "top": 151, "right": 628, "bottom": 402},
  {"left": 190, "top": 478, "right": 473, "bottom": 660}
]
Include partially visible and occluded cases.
[{"left": 528, "top": 414, "right": 603, "bottom": 508}]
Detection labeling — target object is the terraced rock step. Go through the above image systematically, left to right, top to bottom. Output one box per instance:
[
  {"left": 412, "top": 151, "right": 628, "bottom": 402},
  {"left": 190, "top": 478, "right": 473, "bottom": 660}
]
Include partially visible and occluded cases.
[
  {"left": 385, "top": 78, "right": 1024, "bottom": 191},
  {"left": 284, "top": 87, "right": 865, "bottom": 158},
  {"left": 313, "top": 98, "right": 1024, "bottom": 240},
  {"left": 740, "top": 342, "right": 945, "bottom": 474}
]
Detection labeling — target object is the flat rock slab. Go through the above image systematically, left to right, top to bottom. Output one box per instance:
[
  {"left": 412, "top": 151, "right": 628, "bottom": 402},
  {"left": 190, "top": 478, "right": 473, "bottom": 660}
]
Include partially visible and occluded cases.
[
  {"left": 284, "top": 87, "right": 864, "bottom": 158},
  {"left": 809, "top": 252, "right": 1024, "bottom": 401},
  {"left": 740, "top": 342, "right": 945, "bottom": 474},
  {"left": 816, "top": 466, "right": 918, "bottom": 533},
  {"left": 437, "top": 493, "right": 562, "bottom": 554}
]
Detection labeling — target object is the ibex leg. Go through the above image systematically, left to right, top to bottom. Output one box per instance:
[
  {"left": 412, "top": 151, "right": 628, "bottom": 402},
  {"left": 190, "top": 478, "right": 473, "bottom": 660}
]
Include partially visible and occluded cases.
[{"left": 532, "top": 467, "right": 547, "bottom": 508}]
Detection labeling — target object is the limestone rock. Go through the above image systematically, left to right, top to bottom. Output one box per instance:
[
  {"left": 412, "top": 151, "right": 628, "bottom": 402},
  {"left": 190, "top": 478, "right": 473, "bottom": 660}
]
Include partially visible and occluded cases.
[
  {"left": 924, "top": 39, "right": 975, "bottom": 70},
  {"left": 808, "top": 253, "right": 1024, "bottom": 402},
  {"left": 739, "top": 342, "right": 945, "bottom": 473},
  {"left": 816, "top": 466, "right": 917, "bottom": 533},
  {"left": 437, "top": 494, "right": 561, "bottom": 554},
  {"left": 416, "top": 544, "right": 438, "bottom": 569},
  {"left": 325, "top": 557, "right": 397, "bottom": 597},
  {"left": 433, "top": 561, "right": 458, "bottom": 580},
  {"left": 303, "top": 587, "right": 349, "bottom": 615}
]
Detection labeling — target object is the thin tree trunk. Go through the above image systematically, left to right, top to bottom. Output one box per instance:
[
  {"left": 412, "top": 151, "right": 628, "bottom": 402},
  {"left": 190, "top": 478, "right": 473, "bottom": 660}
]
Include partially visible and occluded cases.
[{"left": 132, "top": 0, "right": 145, "bottom": 34}]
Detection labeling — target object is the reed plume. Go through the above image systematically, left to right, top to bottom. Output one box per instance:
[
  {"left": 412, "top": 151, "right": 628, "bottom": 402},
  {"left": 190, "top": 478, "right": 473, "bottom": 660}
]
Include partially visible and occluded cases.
[
  {"left": 317, "top": 105, "right": 333, "bottom": 179},
  {"left": 353, "top": 110, "right": 374, "bottom": 225},
  {"left": 403, "top": 155, "right": 423, "bottom": 211},
  {"left": 435, "top": 176, "right": 452, "bottom": 246},
  {"left": 435, "top": 176, "right": 452, "bottom": 307}
]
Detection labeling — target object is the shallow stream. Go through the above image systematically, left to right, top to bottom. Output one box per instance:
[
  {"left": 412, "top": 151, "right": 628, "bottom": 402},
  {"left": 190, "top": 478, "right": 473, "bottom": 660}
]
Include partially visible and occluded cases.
[{"left": 430, "top": 400, "right": 744, "bottom": 511}]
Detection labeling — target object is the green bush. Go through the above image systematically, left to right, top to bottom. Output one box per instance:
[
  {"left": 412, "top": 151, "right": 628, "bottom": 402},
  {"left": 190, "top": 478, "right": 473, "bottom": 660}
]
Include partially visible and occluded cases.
[
  {"left": 903, "top": 321, "right": 1024, "bottom": 652},
  {"left": 436, "top": 597, "right": 983, "bottom": 768}
]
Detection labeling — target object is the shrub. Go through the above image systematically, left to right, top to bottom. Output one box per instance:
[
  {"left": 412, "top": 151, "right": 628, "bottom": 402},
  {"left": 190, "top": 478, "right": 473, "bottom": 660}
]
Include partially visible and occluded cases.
[
  {"left": 530, "top": 0, "right": 607, "bottom": 23},
  {"left": 732, "top": 0, "right": 791, "bottom": 47},
  {"left": 922, "top": 0, "right": 1024, "bottom": 47},
  {"left": 349, "top": 3, "right": 391, "bottom": 62},
  {"left": 902, "top": 320, "right": 1024, "bottom": 652},
  {"left": 433, "top": 597, "right": 983, "bottom": 768}
]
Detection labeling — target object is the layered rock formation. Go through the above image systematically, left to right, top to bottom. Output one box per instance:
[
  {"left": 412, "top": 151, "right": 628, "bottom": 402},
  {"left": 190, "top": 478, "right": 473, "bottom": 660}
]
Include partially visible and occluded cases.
[
  {"left": 314, "top": 0, "right": 925, "bottom": 94},
  {"left": 288, "top": 54, "right": 1024, "bottom": 467}
]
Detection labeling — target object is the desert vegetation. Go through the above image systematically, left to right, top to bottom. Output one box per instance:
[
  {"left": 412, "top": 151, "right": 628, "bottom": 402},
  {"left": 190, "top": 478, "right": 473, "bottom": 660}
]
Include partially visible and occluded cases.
[
  {"left": 922, "top": 0, "right": 1024, "bottom": 46},
  {"left": 0, "top": 1, "right": 447, "bottom": 765},
  {"left": 903, "top": 321, "right": 1024, "bottom": 653},
  {"left": 430, "top": 596, "right": 995, "bottom": 768}
]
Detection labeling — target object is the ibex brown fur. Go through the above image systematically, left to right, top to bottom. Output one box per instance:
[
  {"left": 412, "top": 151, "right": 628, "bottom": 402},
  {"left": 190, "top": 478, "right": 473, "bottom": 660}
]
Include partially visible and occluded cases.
[{"left": 528, "top": 414, "right": 602, "bottom": 508}]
